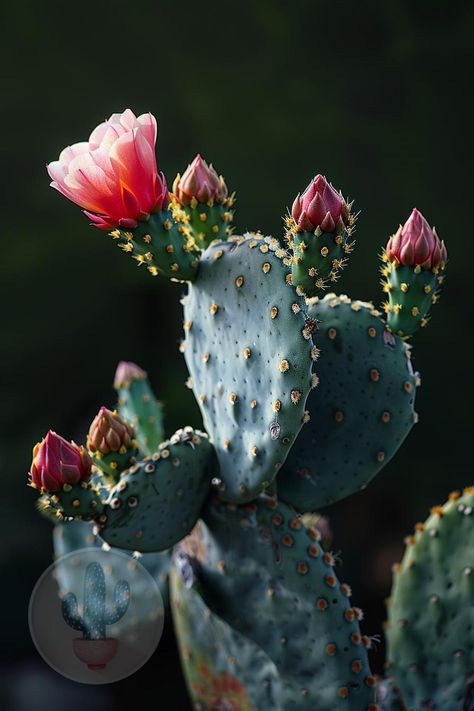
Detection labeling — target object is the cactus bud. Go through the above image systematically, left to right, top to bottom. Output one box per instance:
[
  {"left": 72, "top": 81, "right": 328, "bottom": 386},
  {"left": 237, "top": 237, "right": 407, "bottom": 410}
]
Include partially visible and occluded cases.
[
  {"left": 170, "top": 154, "right": 234, "bottom": 249},
  {"left": 172, "top": 154, "right": 227, "bottom": 206},
  {"left": 286, "top": 175, "right": 355, "bottom": 297},
  {"left": 291, "top": 175, "right": 345, "bottom": 233},
  {"left": 381, "top": 208, "right": 447, "bottom": 337},
  {"left": 386, "top": 209, "right": 446, "bottom": 270},
  {"left": 113, "top": 360, "right": 147, "bottom": 390},
  {"left": 113, "top": 361, "right": 164, "bottom": 456},
  {"left": 87, "top": 406, "right": 138, "bottom": 481},
  {"left": 29, "top": 431, "right": 92, "bottom": 492}
]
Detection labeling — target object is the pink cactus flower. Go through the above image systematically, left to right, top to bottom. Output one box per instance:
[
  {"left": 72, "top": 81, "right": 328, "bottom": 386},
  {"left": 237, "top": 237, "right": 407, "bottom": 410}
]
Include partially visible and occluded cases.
[
  {"left": 47, "top": 109, "right": 168, "bottom": 230},
  {"left": 172, "top": 154, "right": 228, "bottom": 205},
  {"left": 292, "top": 174, "right": 344, "bottom": 232},
  {"left": 386, "top": 208, "right": 447, "bottom": 269},
  {"left": 113, "top": 360, "right": 147, "bottom": 389},
  {"left": 87, "top": 407, "right": 135, "bottom": 455},
  {"left": 30, "top": 431, "right": 92, "bottom": 492}
]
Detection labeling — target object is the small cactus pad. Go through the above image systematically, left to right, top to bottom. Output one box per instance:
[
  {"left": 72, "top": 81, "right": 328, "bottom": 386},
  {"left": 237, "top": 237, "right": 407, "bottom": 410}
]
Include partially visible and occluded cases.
[
  {"left": 171, "top": 197, "right": 234, "bottom": 249},
  {"left": 109, "top": 210, "right": 199, "bottom": 282},
  {"left": 183, "top": 234, "right": 316, "bottom": 503},
  {"left": 381, "top": 259, "right": 446, "bottom": 338},
  {"left": 277, "top": 294, "right": 418, "bottom": 511},
  {"left": 114, "top": 363, "right": 164, "bottom": 456},
  {"left": 99, "top": 427, "right": 215, "bottom": 552},
  {"left": 38, "top": 481, "right": 105, "bottom": 521},
  {"left": 386, "top": 487, "right": 474, "bottom": 709},
  {"left": 192, "top": 495, "right": 375, "bottom": 709},
  {"left": 53, "top": 521, "right": 171, "bottom": 607},
  {"left": 170, "top": 552, "right": 280, "bottom": 709}
]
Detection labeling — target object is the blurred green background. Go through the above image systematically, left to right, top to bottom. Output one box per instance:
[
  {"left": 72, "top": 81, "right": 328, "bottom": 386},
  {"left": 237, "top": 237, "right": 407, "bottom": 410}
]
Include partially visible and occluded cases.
[{"left": 1, "top": 0, "right": 472, "bottom": 707}]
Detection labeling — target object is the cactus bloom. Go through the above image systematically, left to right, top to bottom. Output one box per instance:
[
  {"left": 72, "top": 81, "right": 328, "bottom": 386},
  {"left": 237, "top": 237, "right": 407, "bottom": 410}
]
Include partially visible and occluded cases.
[
  {"left": 47, "top": 109, "right": 168, "bottom": 230},
  {"left": 172, "top": 154, "right": 227, "bottom": 205},
  {"left": 292, "top": 175, "right": 344, "bottom": 232},
  {"left": 386, "top": 208, "right": 447, "bottom": 269},
  {"left": 113, "top": 360, "right": 147, "bottom": 389},
  {"left": 87, "top": 407, "right": 135, "bottom": 455},
  {"left": 30, "top": 431, "right": 92, "bottom": 491}
]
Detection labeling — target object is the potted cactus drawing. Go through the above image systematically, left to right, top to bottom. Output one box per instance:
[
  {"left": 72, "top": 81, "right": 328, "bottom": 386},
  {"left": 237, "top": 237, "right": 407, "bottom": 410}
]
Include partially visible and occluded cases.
[
  {"left": 26, "top": 108, "right": 469, "bottom": 710},
  {"left": 61, "top": 561, "right": 130, "bottom": 670}
]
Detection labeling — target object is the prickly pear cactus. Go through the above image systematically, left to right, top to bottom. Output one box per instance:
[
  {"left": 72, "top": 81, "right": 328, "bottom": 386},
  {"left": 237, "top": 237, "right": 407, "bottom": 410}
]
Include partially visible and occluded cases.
[
  {"left": 31, "top": 108, "right": 451, "bottom": 710},
  {"left": 183, "top": 234, "right": 318, "bottom": 503},
  {"left": 277, "top": 293, "right": 419, "bottom": 511},
  {"left": 386, "top": 488, "right": 474, "bottom": 710}
]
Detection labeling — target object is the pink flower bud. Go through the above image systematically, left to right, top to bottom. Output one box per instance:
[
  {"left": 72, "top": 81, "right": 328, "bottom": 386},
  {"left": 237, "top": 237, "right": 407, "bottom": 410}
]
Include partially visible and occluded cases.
[
  {"left": 47, "top": 109, "right": 169, "bottom": 230},
  {"left": 172, "top": 154, "right": 228, "bottom": 205},
  {"left": 292, "top": 175, "right": 345, "bottom": 232},
  {"left": 386, "top": 208, "right": 447, "bottom": 269},
  {"left": 113, "top": 360, "right": 147, "bottom": 390},
  {"left": 87, "top": 407, "right": 135, "bottom": 455},
  {"left": 29, "top": 431, "right": 92, "bottom": 492}
]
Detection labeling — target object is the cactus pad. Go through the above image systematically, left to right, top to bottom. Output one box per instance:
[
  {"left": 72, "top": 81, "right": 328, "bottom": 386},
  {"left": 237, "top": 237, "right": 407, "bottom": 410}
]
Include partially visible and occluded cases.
[
  {"left": 183, "top": 234, "right": 317, "bottom": 503},
  {"left": 277, "top": 293, "right": 418, "bottom": 511},
  {"left": 115, "top": 364, "right": 164, "bottom": 456},
  {"left": 99, "top": 427, "right": 215, "bottom": 552},
  {"left": 386, "top": 487, "right": 474, "bottom": 709},
  {"left": 190, "top": 495, "right": 376, "bottom": 709}
]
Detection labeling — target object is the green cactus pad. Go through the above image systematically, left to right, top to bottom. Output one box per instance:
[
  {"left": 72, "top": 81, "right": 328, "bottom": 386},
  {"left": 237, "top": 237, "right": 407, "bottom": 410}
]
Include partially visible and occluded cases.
[
  {"left": 171, "top": 197, "right": 234, "bottom": 249},
  {"left": 284, "top": 206, "right": 357, "bottom": 298},
  {"left": 109, "top": 209, "right": 199, "bottom": 282},
  {"left": 183, "top": 234, "right": 317, "bottom": 503},
  {"left": 381, "top": 258, "right": 446, "bottom": 337},
  {"left": 277, "top": 294, "right": 418, "bottom": 511},
  {"left": 115, "top": 367, "right": 164, "bottom": 456},
  {"left": 99, "top": 427, "right": 215, "bottom": 552},
  {"left": 90, "top": 445, "right": 138, "bottom": 483},
  {"left": 39, "top": 481, "right": 105, "bottom": 521},
  {"left": 386, "top": 487, "right": 474, "bottom": 710},
  {"left": 192, "top": 495, "right": 376, "bottom": 709},
  {"left": 53, "top": 520, "right": 171, "bottom": 607},
  {"left": 171, "top": 551, "right": 281, "bottom": 710}
]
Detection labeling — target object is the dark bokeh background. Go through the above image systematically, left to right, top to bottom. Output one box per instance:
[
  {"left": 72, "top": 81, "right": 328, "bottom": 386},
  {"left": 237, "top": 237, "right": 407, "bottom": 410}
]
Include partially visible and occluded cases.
[{"left": 1, "top": 0, "right": 472, "bottom": 707}]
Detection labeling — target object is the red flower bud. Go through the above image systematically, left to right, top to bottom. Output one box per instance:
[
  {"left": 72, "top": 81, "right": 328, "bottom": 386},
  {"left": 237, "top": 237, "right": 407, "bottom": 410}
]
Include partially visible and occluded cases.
[
  {"left": 172, "top": 154, "right": 227, "bottom": 205},
  {"left": 292, "top": 175, "right": 345, "bottom": 232},
  {"left": 386, "top": 208, "right": 447, "bottom": 269},
  {"left": 87, "top": 407, "right": 135, "bottom": 455},
  {"left": 29, "top": 431, "right": 92, "bottom": 492}
]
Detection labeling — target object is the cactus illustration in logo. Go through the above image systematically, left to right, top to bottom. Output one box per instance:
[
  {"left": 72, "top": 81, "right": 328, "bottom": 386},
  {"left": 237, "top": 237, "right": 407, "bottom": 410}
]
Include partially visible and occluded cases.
[{"left": 61, "top": 561, "right": 130, "bottom": 669}]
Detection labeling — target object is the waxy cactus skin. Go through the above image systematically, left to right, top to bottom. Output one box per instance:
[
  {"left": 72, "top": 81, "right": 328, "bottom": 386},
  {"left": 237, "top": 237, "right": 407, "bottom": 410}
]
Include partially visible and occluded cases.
[{"left": 30, "top": 110, "right": 455, "bottom": 709}]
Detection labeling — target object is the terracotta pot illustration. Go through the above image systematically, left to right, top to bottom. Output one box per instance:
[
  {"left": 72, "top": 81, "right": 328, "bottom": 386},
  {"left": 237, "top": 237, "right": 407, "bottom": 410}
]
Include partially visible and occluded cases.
[{"left": 73, "top": 637, "right": 118, "bottom": 670}]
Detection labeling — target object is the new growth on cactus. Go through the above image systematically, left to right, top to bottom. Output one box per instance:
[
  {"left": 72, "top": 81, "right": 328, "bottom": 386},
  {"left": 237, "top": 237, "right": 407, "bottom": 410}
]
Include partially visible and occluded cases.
[{"left": 29, "top": 107, "right": 457, "bottom": 708}]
